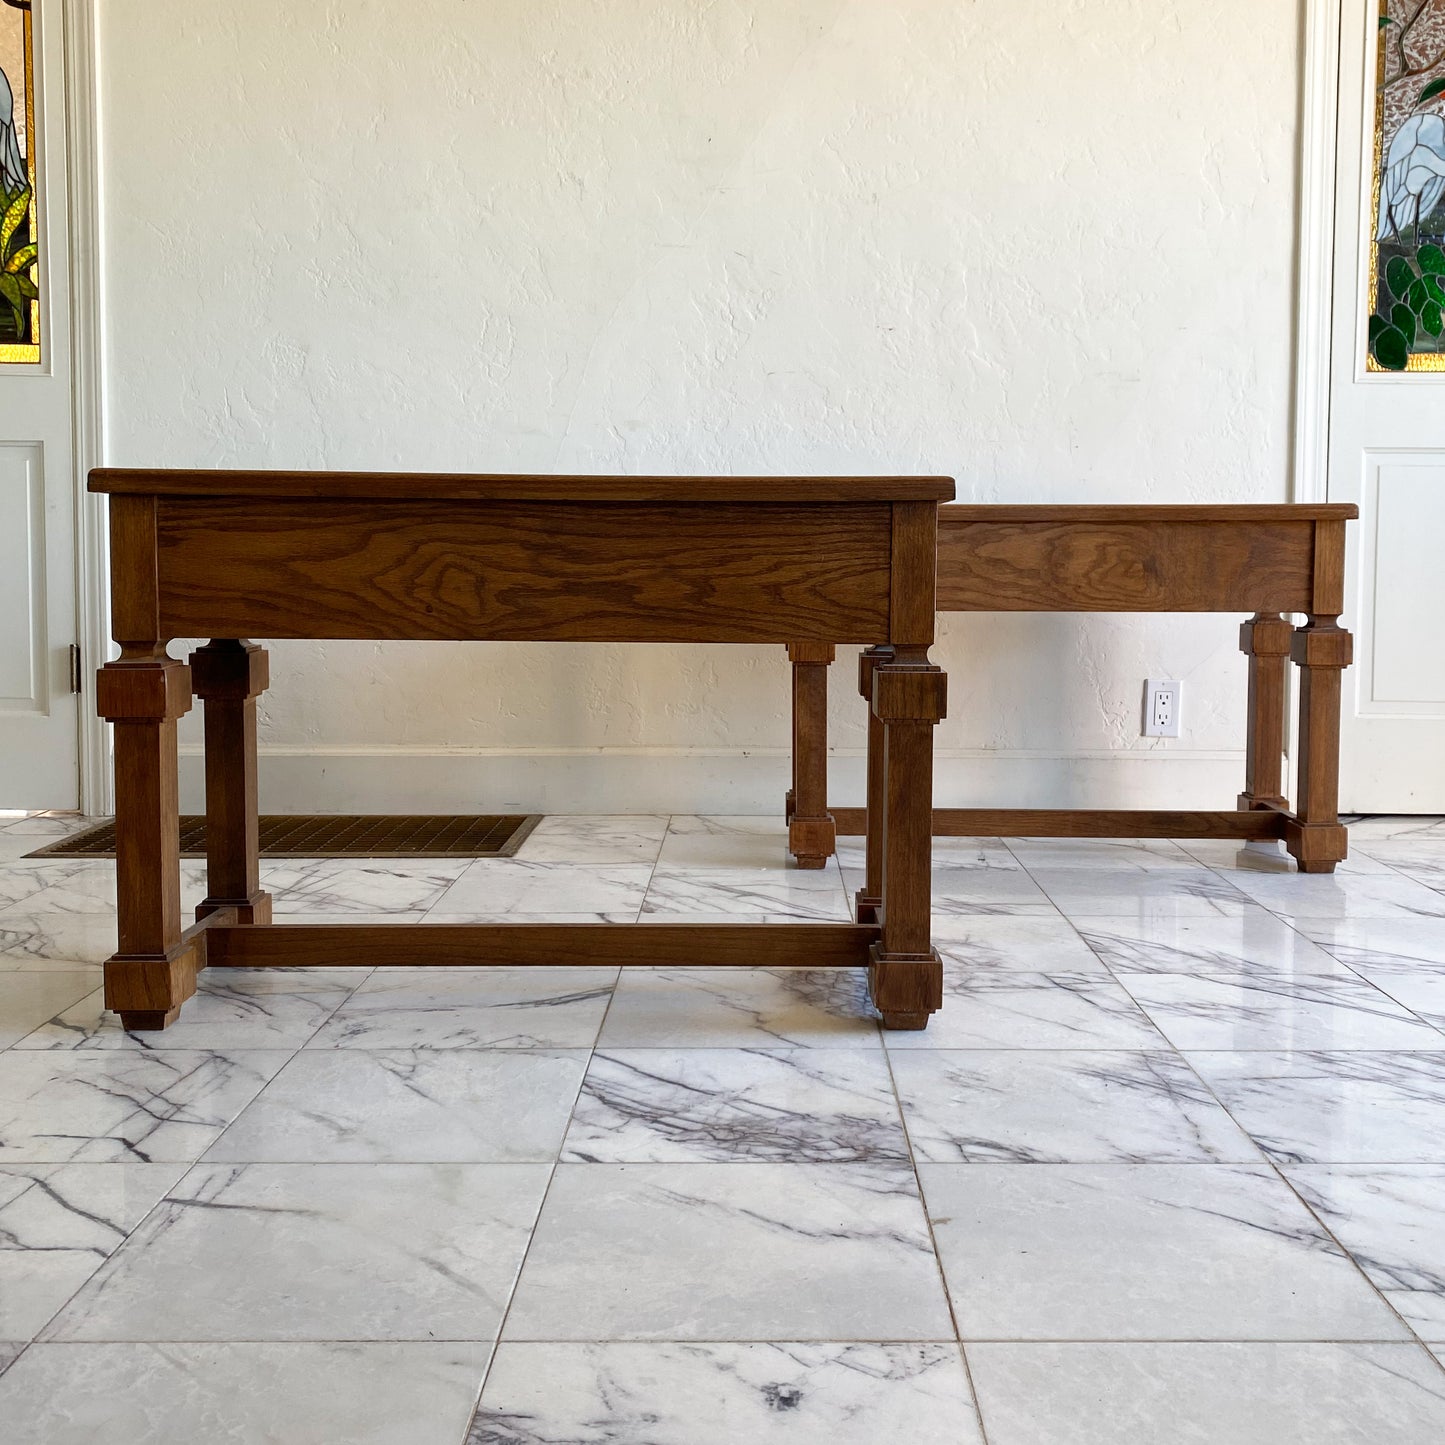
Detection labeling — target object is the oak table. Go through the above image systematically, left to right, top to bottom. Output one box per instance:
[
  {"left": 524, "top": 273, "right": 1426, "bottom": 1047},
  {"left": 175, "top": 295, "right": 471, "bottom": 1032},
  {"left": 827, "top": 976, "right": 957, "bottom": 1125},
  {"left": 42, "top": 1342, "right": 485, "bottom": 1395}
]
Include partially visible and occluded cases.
[
  {"left": 92, "top": 470, "right": 953, "bottom": 1032},
  {"left": 785, "top": 503, "right": 1358, "bottom": 874}
]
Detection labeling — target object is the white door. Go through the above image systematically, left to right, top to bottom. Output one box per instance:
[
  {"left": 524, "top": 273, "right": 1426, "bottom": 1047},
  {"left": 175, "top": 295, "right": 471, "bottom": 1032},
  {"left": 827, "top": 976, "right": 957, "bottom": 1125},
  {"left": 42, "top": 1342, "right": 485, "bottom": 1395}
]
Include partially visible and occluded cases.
[
  {"left": 1326, "top": 0, "right": 1445, "bottom": 810},
  {"left": 0, "top": 1, "right": 78, "bottom": 809}
]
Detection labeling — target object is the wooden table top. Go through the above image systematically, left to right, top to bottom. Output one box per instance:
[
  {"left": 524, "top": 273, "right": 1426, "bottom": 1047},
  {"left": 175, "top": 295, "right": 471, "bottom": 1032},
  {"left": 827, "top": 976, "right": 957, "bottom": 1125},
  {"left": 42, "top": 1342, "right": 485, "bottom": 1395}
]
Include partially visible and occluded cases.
[{"left": 89, "top": 470, "right": 957, "bottom": 504}]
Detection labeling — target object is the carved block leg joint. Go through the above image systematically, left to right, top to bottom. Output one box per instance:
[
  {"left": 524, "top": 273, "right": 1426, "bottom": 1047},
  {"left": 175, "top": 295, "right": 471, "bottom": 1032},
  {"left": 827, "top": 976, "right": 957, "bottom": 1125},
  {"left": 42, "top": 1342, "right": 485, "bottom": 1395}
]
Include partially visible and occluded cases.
[
  {"left": 1238, "top": 611, "right": 1292, "bottom": 812},
  {"left": 1286, "top": 616, "right": 1353, "bottom": 875},
  {"left": 190, "top": 640, "right": 273, "bottom": 924},
  {"left": 786, "top": 642, "right": 838, "bottom": 868},
  {"left": 854, "top": 646, "right": 894, "bottom": 924},
  {"left": 98, "top": 650, "right": 198, "bottom": 1029},
  {"left": 870, "top": 650, "right": 946, "bottom": 1030}
]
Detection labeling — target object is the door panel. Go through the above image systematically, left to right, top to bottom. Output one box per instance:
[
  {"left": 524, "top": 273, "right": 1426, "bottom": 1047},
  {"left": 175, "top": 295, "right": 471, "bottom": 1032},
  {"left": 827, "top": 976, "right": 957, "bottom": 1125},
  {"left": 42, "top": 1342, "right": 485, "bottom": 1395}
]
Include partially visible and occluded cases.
[
  {"left": 1328, "top": 1, "right": 1445, "bottom": 809},
  {"left": 0, "top": 4, "right": 77, "bottom": 809},
  {"left": 0, "top": 441, "right": 45, "bottom": 704},
  {"left": 1365, "top": 456, "right": 1445, "bottom": 707}
]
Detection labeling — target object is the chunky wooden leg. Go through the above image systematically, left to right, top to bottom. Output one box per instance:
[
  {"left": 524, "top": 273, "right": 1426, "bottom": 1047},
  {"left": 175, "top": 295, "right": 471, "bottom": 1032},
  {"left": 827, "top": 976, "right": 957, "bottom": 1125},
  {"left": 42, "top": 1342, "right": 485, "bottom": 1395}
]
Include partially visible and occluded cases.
[
  {"left": 1238, "top": 611, "right": 1292, "bottom": 812},
  {"left": 1286, "top": 615, "right": 1352, "bottom": 873},
  {"left": 190, "top": 640, "right": 273, "bottom": 924},
  {"left": 787, "top": 642, "right": 836, "bottom": 868},
  {"left": 855, "top": 646, "right": 892, "bottom": 924},
  {"left": 870, "top": 650, "right": 946, "bottom": 1030},
  {"left": 98, "top": 651, "right": 198, "bottom": 1030}
]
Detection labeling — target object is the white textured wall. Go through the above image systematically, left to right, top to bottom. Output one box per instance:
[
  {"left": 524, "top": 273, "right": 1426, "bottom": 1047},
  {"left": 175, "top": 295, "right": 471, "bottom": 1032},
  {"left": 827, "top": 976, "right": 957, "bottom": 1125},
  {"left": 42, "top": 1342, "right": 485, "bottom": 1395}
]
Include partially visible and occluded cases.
[{"left": 98, "top": 0, "right": 1302, "bottom": 812}]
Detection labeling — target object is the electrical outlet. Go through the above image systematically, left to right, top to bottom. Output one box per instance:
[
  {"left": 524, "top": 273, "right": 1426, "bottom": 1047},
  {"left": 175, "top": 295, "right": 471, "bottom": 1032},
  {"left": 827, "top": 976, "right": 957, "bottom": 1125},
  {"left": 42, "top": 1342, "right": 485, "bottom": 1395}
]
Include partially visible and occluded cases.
[{"left": 1144, "top": 679, "right": 1182, "bottom": 738}]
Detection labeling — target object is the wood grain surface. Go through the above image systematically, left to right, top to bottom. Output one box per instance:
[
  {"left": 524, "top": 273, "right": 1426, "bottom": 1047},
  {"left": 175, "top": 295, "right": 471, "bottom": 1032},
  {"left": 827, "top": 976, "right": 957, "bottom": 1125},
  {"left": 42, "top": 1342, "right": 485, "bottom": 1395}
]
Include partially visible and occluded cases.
[
  {"left": 156, "top": 498, "right": 894, "bottom": 643},
  {"left": 936, "top": 518, "right": 1321, "bottom": 613},
  {"left": 206, "top": 922, "right": 881, "bottom": 970}
]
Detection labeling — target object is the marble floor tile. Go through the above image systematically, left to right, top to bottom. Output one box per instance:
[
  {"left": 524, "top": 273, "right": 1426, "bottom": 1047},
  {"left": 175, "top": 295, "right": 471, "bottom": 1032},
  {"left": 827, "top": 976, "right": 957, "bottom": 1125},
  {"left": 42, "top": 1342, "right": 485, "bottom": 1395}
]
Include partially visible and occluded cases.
[
  {"left": 0, "top": 813, "right": 94, "bottom": 837},
  {"left": 516, "top": 814, "right": 669, "bottom": 864},
  {"left": 657, "top": 815, "right": 793, "bottom": 870},
  {"left": 1343, "top": 815, "right": 1445, "bottom": 842},
  {"left": 0, "top": 832, "right": 46, "bottom": 863},
  {"left": 834, "top": 836, "right": 1022, "bottom": 871},
  {"left": 1007, "top": 837, "right": 1199, "bottom": 871},
  {"left": 1180, "top": 838, "right": 1397, "bottom": 875},
  {"left": 1354, "top": 840, "right": 1445, "bottom": 886},
  {"left": 264, "top": 858, "right": 475, "bottom": 915},
  {"left": 0, "top": 860, "right": 81, "bottom": 911},
  {"left": 437, "top": 861, "right": 653, "bottom": 916},
  {"left": 10, "top": 864, "right": 209, "bottom": 921},
  {"left": 841, "top": 865, "right": 1058, "bottom": 917},
  {"left": 1029, "top": 867, "right": 1253, "bottom": 919},
  {"left": 641, "top": 869, "right": 850, "bottom": 921},
  {"left": 1225, "top": 869, "right": 1445, "bottom": 921},
  {"left": 427, "top": 911, "right": 640, "bottom": 925},
  {"left": 255, "top": 912, "right": 427, "bottom": 931},
  {"left": 637, "top": 912, "right": 858, "bottom": 926},
  {"left": 1078, "top": 912, "right": 1353, "bottom": 978},
  {"left": 0, "top": 913, "right": 113, "bottom": 970},
  {"left": 929, "top": 915, "right": 1109, "bottom": 972},
  {"left": 1298, "top": 916, "right": 1445, "bottom": 971},
  {"left": 193, "top": 963, "right": 374, "bottom": 993},
  {"left": 1344, "top": 964, "right": 1445, "bottom": 1032},
  {"left": 307, "top": 966, "right": 617, "bottom": 1049},
  {"left": 597, "top": 968, "right": 880, "bottom": 1048},
  {"left": 0, "top": 972, "right": 100, "bottom": 1048},
  {"left": 883, "top": 972, "right": 1168, "bottom": 1051},
  {"left": 1118, "top": 974, "right": 1445, "bottom": 1051},
  {"left": 15, "top": 981, "right": 351, "bottom": 1052},
  {"left": 206, "top": 1049, "right": 587, "bottom": 1162},
  {"left": 561, "top": 1049, "right": 906, "bottom": 1163},
  {"left": 0, "top": 1050, "right": 290, "bottom": 1163},
  {"left": 891, "top": 1051, "right": 1261, "bottom": 1163},
  {"left": 1187, "top": 1052, "right": 1445, "bottom": 1164},
  {"left": 46, "top": 1162, "right": 549, "bottom": 1342},
  {"left": 504, "top": 1162, "right": 953, "bottom": 1341},
  {"left": 0, "top": 1163, "right": 184, "bottom": 1339},
  {"left": 921, "top": 1163, "right": 1407, "bottom": 1340},
  {"left": 1284, "top": 1166, "right": 1445, "bottom": 1340},
  {"left": 0, "top": 1341, "right": 493, "bottom": 1444},
  {"left": 0, "top": 1342, "right": 19, "bottom": 1375},
  {"left": 470, "top": 1342, "right": 983, "bottom": 1445},
  {"left": 966, "top": 1342, "right": 1445, "bottom": 1445}
]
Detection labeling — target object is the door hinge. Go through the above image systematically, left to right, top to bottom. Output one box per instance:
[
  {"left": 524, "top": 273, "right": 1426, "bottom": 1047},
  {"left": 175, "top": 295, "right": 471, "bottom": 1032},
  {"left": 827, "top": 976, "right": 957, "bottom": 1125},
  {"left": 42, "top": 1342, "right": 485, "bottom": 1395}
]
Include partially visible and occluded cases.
[{"left": 68, "top": 643, "right": 82, "bottom": 694}]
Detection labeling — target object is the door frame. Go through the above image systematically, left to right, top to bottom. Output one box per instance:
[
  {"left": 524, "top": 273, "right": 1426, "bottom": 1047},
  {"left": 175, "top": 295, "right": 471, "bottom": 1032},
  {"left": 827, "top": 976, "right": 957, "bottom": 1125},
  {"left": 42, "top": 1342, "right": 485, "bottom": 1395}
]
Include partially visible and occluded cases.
[
  {"left": 63, "top": 0, "right": 108, "bottom": 815},
  {"left": 1293, "top": 0, "right": 1342, "bottom": 508}
]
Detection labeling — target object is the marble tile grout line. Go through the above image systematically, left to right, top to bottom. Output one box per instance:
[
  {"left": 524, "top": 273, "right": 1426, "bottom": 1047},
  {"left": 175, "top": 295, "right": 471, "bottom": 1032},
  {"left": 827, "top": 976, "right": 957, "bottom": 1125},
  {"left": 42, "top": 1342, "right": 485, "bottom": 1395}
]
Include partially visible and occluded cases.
[
  {"left": 456, "top": 915, "right": 623, "bottom": 1444},
  {"left": 877, "top": 1028, "right": 996, "bottom": 1444},
  {"left": 1165, "top": 1040, "right": 1445, "bottom": 1359}
]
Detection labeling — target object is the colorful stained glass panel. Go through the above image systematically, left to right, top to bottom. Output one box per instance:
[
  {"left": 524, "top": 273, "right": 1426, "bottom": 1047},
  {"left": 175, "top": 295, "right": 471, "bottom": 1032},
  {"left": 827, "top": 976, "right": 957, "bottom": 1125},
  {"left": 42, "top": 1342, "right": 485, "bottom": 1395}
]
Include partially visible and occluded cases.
[
  {"left": 0, "top": 0, "right": 36, "bottom": 364},
  {"left": 1368, "top": 0, "right": 1445, "bottom": 372}
]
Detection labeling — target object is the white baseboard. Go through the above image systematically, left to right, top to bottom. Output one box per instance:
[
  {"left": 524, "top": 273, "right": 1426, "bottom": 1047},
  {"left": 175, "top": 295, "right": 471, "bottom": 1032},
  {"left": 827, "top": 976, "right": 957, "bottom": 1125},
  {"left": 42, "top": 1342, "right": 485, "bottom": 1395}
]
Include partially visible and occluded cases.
[{"left": 177, "top": 747, "right": 1248, "bottom": 816}]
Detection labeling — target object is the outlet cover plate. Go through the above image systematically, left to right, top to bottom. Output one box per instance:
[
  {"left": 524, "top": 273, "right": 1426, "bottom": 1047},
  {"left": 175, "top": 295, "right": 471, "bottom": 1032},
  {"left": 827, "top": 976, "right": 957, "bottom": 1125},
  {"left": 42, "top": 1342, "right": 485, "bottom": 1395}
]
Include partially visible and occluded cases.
[{"left": 1144, "top": 679, "right": 1182, "bottom": 738}]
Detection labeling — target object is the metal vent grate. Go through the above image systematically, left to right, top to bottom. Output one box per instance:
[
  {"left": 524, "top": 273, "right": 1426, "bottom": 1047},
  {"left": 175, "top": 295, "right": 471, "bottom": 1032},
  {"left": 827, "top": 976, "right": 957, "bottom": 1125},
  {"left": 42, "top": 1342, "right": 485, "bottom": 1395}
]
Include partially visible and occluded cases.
[{"left": 25, "top": 814, "right": 542, "bottom": 860}]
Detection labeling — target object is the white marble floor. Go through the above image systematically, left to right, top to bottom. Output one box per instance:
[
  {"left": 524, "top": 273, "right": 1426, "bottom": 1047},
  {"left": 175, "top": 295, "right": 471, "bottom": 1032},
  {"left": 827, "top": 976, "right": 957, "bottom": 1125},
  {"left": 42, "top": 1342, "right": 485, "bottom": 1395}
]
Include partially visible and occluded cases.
[{"left": 3, "top": 811, "right": 1445, "bottom": 1442}]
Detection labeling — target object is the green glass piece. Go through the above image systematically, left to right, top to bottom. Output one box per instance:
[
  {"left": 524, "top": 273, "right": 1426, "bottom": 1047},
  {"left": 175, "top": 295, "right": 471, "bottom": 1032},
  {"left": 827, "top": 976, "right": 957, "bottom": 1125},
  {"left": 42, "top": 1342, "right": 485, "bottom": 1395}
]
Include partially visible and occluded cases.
[
  {"left": 1419, "top": 244, "right": 1445, "bottom": 278},
  {"left": 1387, "top": 256, "right": 1417, "bottom": 300},
  {"left": 1392, "top": 301, "right": 1417, "bottom": 345},
  {"left": 1423, "top": 302, "right": 1444, "bottom": 340},
  {"left": 1374, "top": 325, "right": 1410, "bottom": 370}
]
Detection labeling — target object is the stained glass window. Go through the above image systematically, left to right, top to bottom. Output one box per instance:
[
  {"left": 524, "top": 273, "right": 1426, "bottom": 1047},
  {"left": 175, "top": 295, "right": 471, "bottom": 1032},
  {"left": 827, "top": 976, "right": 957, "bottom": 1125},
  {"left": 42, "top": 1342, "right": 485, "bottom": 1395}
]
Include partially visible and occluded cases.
[
  {"left": 0, "top": 0, "right": 36, "bottom": 364},
  {"left": 1368, "top": 0, "right": 1445, "bottom": 372}
]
